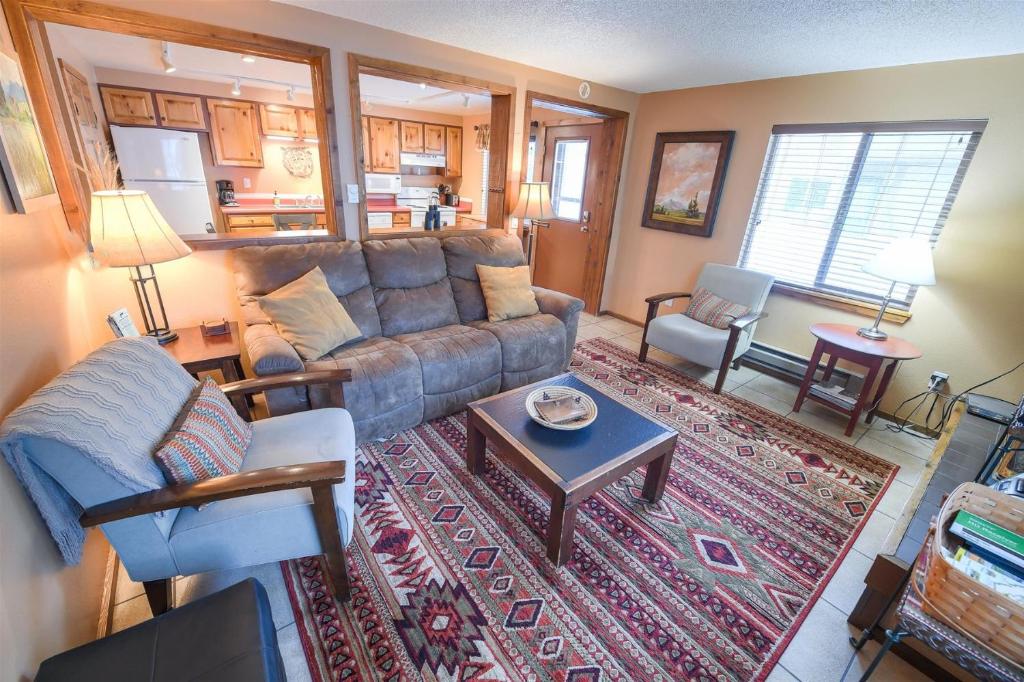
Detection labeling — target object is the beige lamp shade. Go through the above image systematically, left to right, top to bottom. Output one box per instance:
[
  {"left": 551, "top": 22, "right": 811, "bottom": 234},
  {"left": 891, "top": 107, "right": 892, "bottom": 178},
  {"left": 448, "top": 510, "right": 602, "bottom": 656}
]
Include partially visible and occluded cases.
[
  {"left": 511, "top": 182, "right": 554, "bottom": 221},
  {"left": 90, "top": 190, "right": 192, "bottom": 267},
  {"left": 862, "top": 237, "right": 936, "bottom": 286}
]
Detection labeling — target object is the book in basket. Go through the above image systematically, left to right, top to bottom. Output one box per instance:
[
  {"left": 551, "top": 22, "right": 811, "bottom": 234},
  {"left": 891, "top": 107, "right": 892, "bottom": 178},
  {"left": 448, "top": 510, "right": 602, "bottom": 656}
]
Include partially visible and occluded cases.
[{"left": 949, "top": 509, "right": 1024, "bottom": 574}]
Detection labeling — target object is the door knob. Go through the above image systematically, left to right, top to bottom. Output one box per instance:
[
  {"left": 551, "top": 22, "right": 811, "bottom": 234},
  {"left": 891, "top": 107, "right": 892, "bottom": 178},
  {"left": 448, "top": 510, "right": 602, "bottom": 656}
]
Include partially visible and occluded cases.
[{"left": 580, "top": 225, "right": 589, "bottom": 233}]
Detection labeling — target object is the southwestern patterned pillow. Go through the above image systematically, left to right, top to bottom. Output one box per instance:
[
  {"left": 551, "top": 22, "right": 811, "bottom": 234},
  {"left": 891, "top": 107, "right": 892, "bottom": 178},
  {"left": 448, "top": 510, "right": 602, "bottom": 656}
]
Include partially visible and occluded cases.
[
  {"left": 684, "top": 287, "right": 751, "bottom": 330},
  {"left": 154, "top": 377, "right": 252, "bottom": 486}
]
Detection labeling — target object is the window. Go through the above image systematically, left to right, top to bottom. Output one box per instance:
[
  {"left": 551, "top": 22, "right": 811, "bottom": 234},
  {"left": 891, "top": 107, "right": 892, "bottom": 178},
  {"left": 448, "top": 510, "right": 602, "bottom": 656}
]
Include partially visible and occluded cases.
[
  {"left": 738, "top": 121, "right": 984, "bottom": 308},
  {"left": 525, "top": 138, "right": 537, "bottom": 182},
  {"left": 550, "top": 139, "right": 589, "bottom": 221},
  {"left": 480, "top": 148, "right": 489, "bottom": 217}
]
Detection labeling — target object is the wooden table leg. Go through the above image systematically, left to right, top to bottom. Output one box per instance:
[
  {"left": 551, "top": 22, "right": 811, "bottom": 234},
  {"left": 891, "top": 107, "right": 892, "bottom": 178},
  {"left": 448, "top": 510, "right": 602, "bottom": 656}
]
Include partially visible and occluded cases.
[
  {"left": 794, "top": 339, "right": 827, "bottom": 412},
  {"left": 822, "top": 354, "right": 839, "bottom": 382},
  {"left": 220, "top": 358, "right": 241, "bottom": 383},
  {"left": 846, "top": 358, "right": 882, "bottom": 436},
  {"left": 866, "top": 360, "right": 899, "bottom": 424},
  {"left": 466, "top": 413, "right": 486, "bottom": 475},
  {"left": 642, "top": 440, "right": 676, "bottom": 503},
  {"left": 547, "top": 490, "right": 578, "bottom": 566}
]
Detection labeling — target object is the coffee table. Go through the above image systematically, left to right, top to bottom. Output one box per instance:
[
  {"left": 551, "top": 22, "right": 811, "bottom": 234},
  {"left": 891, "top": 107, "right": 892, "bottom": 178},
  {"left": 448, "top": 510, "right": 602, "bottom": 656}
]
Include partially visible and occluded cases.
[{"left": 466, "top": 373, "right": 678, "bottom": 566}]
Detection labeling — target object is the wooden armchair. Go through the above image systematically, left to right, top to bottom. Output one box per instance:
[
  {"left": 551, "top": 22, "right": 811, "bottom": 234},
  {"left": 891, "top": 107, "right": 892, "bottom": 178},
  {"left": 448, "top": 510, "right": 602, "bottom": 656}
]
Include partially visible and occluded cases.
[
  {"left": 639, "top": 264, "right": 773, "bottom": 393},
  {"left": 79, "top": 369, "right": 355, "bottom": 614}
]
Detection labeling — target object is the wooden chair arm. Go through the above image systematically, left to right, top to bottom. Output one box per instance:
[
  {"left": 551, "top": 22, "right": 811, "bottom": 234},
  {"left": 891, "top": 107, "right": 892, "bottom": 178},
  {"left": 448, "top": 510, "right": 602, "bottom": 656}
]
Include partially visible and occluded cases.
[
  {"left": 644, "top": 291, "right": 691, "bottom": 305},
  {"left": 729, "top": 311, "right": 767, "bottom": 331},
  {"left": 220, "top": 369, "right": 352, "bottom": 397},
  {"left": 80, "top": 461, "right": 347, "bottom": 527}
]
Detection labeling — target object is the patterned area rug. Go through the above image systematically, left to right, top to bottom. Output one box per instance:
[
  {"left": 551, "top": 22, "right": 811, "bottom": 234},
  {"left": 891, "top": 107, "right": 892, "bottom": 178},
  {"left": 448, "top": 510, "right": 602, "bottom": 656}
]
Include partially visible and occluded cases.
[{"left": 283, "top": 338, "right": 898, "bottom": 681}]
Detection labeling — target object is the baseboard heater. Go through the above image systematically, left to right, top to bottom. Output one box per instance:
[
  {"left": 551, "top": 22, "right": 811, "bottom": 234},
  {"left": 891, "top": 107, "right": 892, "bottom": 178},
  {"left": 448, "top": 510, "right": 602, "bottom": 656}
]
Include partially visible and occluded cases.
[{"left": 741, "top": 341, "right": 865, "bottom": 394}]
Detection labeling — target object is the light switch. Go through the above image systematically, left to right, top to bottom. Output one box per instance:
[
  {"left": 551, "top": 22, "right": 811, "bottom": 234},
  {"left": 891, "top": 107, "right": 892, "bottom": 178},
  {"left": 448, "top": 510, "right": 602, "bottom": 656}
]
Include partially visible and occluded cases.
[
  {"left": 242, "top": 177, "right": 252, "bottom": 189},
  {"left": 346, "top": 184, "right": 360, "bottom": 203}
]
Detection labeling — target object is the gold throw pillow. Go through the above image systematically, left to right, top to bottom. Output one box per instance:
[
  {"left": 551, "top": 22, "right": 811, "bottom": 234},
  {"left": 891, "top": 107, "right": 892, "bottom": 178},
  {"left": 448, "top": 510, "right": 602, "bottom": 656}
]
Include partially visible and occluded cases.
[
  {"left": 476, "top": 264, "right": 540, "bottom": 322},
  {"left": 257, "top": 267, "right": 362, "bottom": 360}
]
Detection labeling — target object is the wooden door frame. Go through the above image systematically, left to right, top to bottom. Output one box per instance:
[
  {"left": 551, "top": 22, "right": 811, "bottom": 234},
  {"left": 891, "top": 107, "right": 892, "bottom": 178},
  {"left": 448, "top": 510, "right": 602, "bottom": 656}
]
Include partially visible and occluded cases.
[
  {"left": 1, "top": 0, "right": 343, "bottom": 245},
  {"left": 348, "top": 53, "right": 516, "bottom": 240},
  {"left": 520, "top": 91, "right": 629, "bottom": 315}
]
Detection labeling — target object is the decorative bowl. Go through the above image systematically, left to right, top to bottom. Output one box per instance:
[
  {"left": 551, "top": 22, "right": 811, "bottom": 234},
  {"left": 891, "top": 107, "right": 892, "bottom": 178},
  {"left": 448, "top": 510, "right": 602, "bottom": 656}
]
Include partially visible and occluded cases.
[{"left": 525, "top": 387, "right": 598, "bottom": 431}]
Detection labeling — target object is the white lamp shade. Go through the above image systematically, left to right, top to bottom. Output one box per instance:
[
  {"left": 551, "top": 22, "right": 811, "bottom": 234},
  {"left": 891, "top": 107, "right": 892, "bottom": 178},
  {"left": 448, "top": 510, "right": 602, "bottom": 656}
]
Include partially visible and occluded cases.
[
  {"left": 511, "top": 182, "right": 554, "bottom": 221},
  {"left": 90, "top": 190, "right": 192, "bottom": 267},
  {"left": 862, "top": 238, "right": 936, "bottom": 286}
]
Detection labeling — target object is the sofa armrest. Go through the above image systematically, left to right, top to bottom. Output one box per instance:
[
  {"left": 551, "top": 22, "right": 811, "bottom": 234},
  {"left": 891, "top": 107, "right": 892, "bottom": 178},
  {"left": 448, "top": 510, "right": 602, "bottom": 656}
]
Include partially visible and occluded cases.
[
  {"left": 532, "top": 286, "right": 585, "bottom": 369},
  {"left": 244, "top": 323, "right": 304, "bottom": 376},
  {"left": 80, "top": 461, "right": 347, "bottom": 527}
]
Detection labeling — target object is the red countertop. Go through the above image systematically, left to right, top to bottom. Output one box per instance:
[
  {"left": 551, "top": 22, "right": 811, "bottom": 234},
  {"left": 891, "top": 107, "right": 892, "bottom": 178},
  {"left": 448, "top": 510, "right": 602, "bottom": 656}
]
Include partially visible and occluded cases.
[
  {"left": 366, "top": 197, "right": 473, "bottom": 213},
  {"left": 220, "top": 204, "right": 325, "bottom": 215}
]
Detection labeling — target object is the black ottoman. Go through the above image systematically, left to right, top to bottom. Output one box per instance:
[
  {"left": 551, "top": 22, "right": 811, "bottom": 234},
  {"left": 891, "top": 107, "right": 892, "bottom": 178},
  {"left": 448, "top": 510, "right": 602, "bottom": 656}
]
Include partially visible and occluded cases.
[{"left": 36, "top": 578, "right": 286, "bottom": 681}]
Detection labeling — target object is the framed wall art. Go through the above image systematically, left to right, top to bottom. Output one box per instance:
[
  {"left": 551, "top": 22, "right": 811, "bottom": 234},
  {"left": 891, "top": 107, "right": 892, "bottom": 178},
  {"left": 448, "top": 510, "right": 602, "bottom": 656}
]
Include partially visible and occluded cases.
[
  {"left": 0, "top": 39, "right": 56, "bottom": 213},
  {"left": 641, "top": 130, "right": 734, "bottom": 238}
]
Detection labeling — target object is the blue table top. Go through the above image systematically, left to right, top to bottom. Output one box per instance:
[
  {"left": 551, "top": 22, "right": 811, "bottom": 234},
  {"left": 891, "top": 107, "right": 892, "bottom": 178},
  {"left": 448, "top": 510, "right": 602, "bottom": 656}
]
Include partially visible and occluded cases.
[{"left": 474, "top": 374, "right": 674, "bottom": 484}]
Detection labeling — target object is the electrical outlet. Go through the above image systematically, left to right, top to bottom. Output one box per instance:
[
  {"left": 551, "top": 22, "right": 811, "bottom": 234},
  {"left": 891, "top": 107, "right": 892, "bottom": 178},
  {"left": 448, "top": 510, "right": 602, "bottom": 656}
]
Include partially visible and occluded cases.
[
  {"left": 664, "top": 299, "right": 674, "bottom": 307},
  {"left": 930, "top": 371, "right": 949, "bottom": 390}
]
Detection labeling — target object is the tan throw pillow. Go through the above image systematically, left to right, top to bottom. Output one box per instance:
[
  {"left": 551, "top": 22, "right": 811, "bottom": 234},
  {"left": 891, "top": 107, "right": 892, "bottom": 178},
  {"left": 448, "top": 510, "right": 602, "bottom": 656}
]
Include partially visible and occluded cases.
[
  {"left": 476, "top": 264, "right": 540, "bottom": 322},
  {"left": 258, "top": 267, "right": 361, "bottom": 360}
]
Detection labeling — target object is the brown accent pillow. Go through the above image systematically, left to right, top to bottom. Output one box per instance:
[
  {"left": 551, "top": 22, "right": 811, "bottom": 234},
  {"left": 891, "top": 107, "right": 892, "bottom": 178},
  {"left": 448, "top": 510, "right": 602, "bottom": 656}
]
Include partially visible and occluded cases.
[
  {"left": 476, "top": 264, "right": 540, "bottom": 322},
  {"left": 257, "top": 266, "right": 362, "bottom": 360}
]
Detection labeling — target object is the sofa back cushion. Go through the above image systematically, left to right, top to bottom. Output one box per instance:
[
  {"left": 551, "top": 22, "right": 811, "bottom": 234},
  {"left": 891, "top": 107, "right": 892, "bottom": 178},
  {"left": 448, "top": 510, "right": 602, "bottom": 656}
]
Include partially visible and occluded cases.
[
  {"left": 442, "top": 234, "right": 527, "bottom": 322},
  {"left": 363, "top": 238, "right": 460, "bottom": 336},
  {"left": 234, "top": 242, "right": 382, "bottom": 339}
]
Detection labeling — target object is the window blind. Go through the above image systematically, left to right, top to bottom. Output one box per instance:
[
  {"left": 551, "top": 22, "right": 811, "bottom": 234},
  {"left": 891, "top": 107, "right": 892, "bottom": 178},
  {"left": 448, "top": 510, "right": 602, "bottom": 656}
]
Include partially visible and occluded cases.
[{"left": 738, "top": 120, "right": 985, "bottom": 308}]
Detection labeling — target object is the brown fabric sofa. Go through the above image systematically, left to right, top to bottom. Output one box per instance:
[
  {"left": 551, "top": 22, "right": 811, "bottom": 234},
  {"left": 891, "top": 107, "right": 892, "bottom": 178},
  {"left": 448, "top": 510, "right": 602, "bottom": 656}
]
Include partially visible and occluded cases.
[{"left": 233, "top": 234, "right": 583, "bottom": 442}]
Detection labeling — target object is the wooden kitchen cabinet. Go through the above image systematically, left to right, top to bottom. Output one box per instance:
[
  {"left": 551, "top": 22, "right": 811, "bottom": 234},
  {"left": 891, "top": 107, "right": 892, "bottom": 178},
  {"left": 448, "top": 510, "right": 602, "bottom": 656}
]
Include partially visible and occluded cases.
[
  {"left": 100, "top": 86, "right": 157, "bottom": 125},
  {"left": 155, "top": 93, "right": 205, "bottom": 130},
  {"left": 208, "top": 99, "right": 264, "bottom": 167},
  {"left": 260, "top": 104, "right": 300, "bottom": 138},
  {"left": 298, "top": 108, "right": 318, "bottom": 140},
  {"left": 361, "top": 116, "right": 371, "bottom": 172},
  {"left": 368, "top": 117, "right": 400, "bottom": 173},
  {"left": 400, "top": 121, "right": 424, "bottom": 152},
  {"left": 424, "top": 124, "right": 445, "bottom": 154},
  {"left": 445, "top": 126, "right": 463, "bottom": 177},
  {"left": 392, "top": 212, "right": 411, "bottom": 227},
  {"left": 225, "top": 214, "right": 275, "bottom": 229}
]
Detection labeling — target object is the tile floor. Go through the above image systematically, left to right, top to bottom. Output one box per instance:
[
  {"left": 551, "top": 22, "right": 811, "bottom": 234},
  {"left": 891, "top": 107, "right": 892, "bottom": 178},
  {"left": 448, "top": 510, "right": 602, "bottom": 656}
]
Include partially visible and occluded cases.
[{"left": 110, "top": 313, "right": 936, "bottom": 681}]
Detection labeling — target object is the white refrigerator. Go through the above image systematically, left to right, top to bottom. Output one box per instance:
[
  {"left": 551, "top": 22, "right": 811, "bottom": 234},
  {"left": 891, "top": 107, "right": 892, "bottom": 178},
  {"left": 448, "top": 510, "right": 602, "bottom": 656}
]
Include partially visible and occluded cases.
[{"left": 110, "top": 125, "right": 215, "bottom": 235}]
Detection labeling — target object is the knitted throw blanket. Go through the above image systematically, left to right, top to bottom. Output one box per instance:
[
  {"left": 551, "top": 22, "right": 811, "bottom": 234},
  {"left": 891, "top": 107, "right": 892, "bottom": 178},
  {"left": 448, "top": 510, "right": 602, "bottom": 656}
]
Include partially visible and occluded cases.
[{"left": 0, "top": 337, "right": 197, "bottom": 564}]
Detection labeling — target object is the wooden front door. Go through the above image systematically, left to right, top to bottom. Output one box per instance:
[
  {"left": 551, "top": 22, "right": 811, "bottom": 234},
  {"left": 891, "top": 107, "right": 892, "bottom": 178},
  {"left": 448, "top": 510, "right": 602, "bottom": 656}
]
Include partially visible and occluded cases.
[{"left": 533, "top": 124, "right": 604, "bottom": 301}]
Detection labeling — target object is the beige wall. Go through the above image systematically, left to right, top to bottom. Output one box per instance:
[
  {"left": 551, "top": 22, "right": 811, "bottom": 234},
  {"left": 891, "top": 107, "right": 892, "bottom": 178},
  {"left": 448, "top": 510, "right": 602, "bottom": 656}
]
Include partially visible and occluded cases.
[
  {"left": 604, "top": 54, "right": 1024, "bottom": 415},
  {"left": 0, "top": 206, "right": 111, "bottom": 679}
]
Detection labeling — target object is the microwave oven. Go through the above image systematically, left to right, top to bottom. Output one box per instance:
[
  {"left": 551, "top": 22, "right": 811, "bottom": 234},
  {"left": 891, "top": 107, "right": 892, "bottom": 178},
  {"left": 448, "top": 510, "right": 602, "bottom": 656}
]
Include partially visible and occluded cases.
[{"left": 365, "top": 173, "right": 401, "bottom": 194}]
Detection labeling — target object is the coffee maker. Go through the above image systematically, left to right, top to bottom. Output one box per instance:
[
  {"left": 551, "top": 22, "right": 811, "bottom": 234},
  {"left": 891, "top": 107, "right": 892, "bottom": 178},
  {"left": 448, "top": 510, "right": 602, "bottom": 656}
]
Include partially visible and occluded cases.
[{"left": 216, "top": 180, "right": 238, "bottom": 206}]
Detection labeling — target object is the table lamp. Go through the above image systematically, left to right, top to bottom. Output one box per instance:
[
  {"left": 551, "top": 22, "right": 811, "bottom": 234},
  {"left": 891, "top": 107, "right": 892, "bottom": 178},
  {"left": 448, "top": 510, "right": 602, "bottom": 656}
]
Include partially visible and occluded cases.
[
  {"left": 511, "top": 182, "right": 554, "bottom": 228},
  {"left": 90, "top": 190, "right": 192, "bottom": 344},
  {"left": 858, "top": 237, "right": 935, "bottom": 340}
]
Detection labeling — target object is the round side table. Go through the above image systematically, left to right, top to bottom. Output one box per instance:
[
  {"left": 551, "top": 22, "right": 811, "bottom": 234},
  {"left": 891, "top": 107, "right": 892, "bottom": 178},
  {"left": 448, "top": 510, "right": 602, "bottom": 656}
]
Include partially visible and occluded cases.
[{"left": 793, "top": 323, "right": 922, "bottom": 436}]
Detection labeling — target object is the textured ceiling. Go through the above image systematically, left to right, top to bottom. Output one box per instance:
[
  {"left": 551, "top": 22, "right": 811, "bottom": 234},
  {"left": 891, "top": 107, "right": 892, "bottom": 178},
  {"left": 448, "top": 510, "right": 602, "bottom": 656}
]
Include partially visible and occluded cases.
[{"left": 276, "top": 0, "right": 1024, "bottom": 93}]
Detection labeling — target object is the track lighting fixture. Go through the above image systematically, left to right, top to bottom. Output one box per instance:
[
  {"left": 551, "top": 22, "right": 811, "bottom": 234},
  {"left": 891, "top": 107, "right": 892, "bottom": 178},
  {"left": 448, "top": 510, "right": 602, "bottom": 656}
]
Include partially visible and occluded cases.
[
  {"left": 160, "top": 42, "right": 176, "bottom": 74},
  {"left": 241, "top": 54, "right": 256, "bottom": 64},
  {"left": 230, "top": 78, "right": 241, "bottom": 96},
  {"left": 419, "top": 82, "right": 427, "bottom": 89},
  {"left": 286, "top": 86, "right": 296, "bottom": 102},
  {"left": 462, "top": 94, "right": 470, "bottom": 109}
]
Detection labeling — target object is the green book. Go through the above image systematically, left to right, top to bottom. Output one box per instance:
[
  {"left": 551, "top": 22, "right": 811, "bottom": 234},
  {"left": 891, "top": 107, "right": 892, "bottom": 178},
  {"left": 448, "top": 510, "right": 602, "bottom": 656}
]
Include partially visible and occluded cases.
[{"left": 950, "top": 510, "right": 1024, "bottom": 572}]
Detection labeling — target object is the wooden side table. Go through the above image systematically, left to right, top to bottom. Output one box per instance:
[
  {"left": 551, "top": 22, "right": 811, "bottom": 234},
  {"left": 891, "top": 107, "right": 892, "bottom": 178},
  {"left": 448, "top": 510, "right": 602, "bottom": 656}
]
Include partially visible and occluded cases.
[
  {"left": 162, "top": 322, "right": 244, "bottom": 383},
  {"left": 793, "top": 323, "right": 922, "bottom": 436}
]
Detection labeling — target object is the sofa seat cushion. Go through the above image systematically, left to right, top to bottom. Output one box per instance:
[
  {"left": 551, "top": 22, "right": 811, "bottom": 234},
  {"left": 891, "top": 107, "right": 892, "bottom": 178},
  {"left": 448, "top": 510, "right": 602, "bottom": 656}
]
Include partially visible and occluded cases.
[
  {"left": 469, "top": 313, "right": 565, "bottom": 389},
  {"left": 646, "top": 313, "right": 730, "bottom": 369},
  {"left": 393, "top": 325, "right": 501, "bottom": 419},
  {"left": 304, "top": 336, "right": 423, "bottom": 442},
  {"left": 167, "top": 408, "right": 355, "bottom": 576}
]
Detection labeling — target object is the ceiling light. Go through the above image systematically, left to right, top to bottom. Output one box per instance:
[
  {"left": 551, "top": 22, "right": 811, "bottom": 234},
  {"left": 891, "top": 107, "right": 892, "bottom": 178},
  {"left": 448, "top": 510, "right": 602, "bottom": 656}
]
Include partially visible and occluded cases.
[
  {"left": 160, "top": 42, "right": 176, "bottom": 74},
  {"left": 241, "top": 54, "right": 256, "bottom": 64},
  {"left": 230, "top": 78, "right": 241, "bottom": 96},
  {"left": 419, "top": 82, "right": 427, "bottom": 89},
  {"left": 286, "top": 86, "right": 295, "bottom": 102},
  {"left": 462, "top": 94, "right": 470, "bottom": 109}
]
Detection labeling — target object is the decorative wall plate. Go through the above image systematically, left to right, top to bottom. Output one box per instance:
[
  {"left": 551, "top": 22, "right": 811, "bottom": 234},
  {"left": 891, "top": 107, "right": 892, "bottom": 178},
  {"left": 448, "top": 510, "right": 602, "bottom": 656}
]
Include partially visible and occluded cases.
[{"left": 282, "top": 146, "right": 314, "bottom": 178}]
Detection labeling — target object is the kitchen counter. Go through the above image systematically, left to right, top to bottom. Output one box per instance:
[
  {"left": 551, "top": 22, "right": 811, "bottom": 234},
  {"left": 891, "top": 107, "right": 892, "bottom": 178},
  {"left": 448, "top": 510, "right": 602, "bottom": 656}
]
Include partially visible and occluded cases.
[
  {"left": 366, "top": 201, "right": 474, "bottom": 213},
  {"left": 220, "top": 204, "right": 325, "bottom": 215}
]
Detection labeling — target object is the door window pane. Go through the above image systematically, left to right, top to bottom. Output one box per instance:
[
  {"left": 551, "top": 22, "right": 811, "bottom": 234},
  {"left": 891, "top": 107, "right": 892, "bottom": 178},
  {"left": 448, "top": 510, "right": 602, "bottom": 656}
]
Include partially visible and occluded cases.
[{"left": 551, "top": 139, "right": 588, "bottom": 221}]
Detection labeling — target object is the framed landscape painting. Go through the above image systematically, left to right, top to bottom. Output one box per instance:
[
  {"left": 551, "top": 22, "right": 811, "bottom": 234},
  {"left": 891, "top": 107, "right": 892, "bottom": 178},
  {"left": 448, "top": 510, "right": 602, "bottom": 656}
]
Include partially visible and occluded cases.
[
  {"left": 0, "top": 43, "right": 56, "bottom": 213},
  {"left": 641, "top": 130, "right": 734, "bottom": 237}
]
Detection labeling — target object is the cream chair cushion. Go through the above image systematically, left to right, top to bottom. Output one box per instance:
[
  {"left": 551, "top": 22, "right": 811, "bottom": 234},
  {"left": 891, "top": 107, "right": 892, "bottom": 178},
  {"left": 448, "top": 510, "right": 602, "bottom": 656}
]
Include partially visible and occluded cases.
[
  {"left": 476, "top": 264, "right": 540, "bottom": 322},
  {"left": 258, "top": 266, "right": 362, "bottom": 360}
]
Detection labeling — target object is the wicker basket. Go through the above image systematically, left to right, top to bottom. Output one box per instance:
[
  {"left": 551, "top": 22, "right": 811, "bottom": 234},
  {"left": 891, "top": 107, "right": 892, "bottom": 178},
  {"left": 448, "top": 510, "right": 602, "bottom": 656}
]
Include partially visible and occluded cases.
[{"left": 913, "top": 482, "right": 1024, "bottom": 666}]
